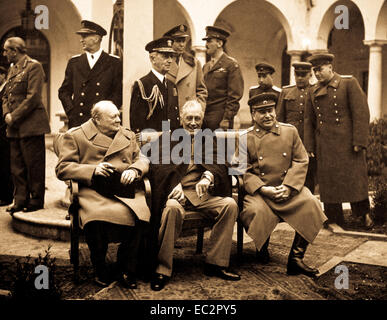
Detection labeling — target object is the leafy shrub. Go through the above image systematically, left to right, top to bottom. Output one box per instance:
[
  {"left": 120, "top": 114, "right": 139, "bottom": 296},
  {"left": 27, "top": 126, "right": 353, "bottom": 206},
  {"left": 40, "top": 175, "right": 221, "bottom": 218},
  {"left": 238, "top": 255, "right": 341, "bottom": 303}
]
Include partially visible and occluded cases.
[
  {"left": 367, "top": 118, "right": 386, "bottom": 177},
  {"left": 371, "top": 176, "right": 387, "bottom": 225},
  {"left": 11, "top": 246, "right": 62, "bottom": 300}
]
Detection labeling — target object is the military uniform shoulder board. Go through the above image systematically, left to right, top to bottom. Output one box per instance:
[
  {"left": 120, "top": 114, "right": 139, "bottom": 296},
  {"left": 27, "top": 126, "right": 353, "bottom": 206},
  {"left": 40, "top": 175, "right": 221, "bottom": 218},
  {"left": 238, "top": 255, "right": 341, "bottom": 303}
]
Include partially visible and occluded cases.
[
  {"left": 109, "top": 53, "right": 121, "bottom": 59},
  {"left": 341, "top": 75, "right": 352, "bottom": 78},
  {"left": 282, "top": 84, "right": 295, "bottom": 89},
  {"left": 249, "top": 85, "right": 259, "bottom": 90},
  {"left": 272, "top": 85, "right": 282, "bottom": 92},
  {"left": 278, "top": 122, "right": 294, "bottom": 127},
  {"left": 239, "top": 126, "right": 254, "bottom": 136}
]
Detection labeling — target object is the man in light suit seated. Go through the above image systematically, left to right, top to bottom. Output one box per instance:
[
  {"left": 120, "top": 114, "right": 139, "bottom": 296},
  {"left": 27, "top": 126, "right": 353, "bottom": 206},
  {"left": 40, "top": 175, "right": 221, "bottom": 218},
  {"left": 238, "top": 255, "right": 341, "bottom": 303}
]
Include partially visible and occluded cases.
[
  {"left": 237, "top": 93, "right": 327, "bottom": 277},
  {"left": 55, "top": 100, "right": 150, "bottom": 288}
]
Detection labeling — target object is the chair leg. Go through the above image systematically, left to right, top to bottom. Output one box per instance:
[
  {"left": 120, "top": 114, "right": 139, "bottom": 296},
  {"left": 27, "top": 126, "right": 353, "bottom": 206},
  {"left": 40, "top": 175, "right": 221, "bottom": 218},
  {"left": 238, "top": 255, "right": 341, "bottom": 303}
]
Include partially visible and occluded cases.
[
  {"left": 70, "top": 215, "right": 80, "bottom": 283},
  {"left": 237, "top": 219, "right": 244, "bottom": 262},
  {"left": 196, "top": 227, "right": 204, "bottom": 254}
]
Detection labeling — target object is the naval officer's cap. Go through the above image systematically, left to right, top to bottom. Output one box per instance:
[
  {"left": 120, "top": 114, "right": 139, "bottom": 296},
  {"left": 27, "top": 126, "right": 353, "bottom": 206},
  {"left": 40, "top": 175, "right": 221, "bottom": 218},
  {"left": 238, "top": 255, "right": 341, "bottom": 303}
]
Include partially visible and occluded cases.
[
  {"left": 76, "top": 20, "right": 107, "bottom": 37},
  {"left": 163, "top": 24, "right": 189, "bottom": 39},
  {"left": 145, "top": 37, "right": 176, "bottom": 53}
]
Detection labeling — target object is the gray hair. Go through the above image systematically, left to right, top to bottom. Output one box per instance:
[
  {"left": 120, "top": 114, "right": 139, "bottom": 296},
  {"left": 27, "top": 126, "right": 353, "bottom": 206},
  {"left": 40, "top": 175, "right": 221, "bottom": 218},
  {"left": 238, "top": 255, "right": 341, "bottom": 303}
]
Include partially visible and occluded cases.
[
  {"left": 4, "top": 37, "right": 26, "bottom": 54},
  {"left": 181, "top": 99, "right": 204, "bottom": 118},
  {"left": 91, "top": 100, "right": 117, "bottom": 119}
]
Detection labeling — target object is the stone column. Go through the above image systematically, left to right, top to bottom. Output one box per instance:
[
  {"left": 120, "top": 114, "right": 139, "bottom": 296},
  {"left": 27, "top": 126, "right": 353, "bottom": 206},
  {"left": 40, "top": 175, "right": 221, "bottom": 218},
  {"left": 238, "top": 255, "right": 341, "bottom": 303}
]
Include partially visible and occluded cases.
[
  {"left": 122, "top": 0, "right": 153, "bottom": 127},
  {"left": 364, "top": 40, "right": 385, "bottom": 120},
  {"left": 192, "top": 45, "right": 207, "bottom": 67},
  {"left": 287, "top": 50, "right": 303, "bottom": 85}
]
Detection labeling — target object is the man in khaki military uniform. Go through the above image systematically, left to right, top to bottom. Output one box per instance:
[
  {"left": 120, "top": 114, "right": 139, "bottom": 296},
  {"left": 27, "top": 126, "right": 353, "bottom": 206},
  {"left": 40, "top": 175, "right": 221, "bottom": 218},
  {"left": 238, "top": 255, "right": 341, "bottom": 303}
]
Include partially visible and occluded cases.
[
  {"left": 277, "top": 62, "right": 316, "bottom": 193},
  {"left": 238, "top": 93, "right": 327, "bottom": 277}
]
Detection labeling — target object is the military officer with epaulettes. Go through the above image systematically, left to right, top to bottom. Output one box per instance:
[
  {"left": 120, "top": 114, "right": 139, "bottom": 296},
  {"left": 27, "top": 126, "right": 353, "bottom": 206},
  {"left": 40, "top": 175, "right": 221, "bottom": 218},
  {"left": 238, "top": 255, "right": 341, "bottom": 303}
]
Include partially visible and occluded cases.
[
  {"left": 58, "top": 20, "right": 123, "bottom": 129},
  {"left": 202, "top": 26, "right": 244, "bottom": 130},
  {"left": 304, "top": 53, "right": 373, "bottom": 229},
  {"left": 277, "top": 62, "right": 316, "bottom": 193},
  {"left": 249, "top": 63, "right": 281, "bottom": 100},
  {"left": 238, "top": 93, "right": 327, "bottom": 277}
]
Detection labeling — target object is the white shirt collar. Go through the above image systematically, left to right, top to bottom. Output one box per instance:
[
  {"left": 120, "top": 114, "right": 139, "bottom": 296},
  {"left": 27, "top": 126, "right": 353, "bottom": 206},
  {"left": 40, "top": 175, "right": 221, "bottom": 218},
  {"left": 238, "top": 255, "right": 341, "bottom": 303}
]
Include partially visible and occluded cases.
[
  {"left": 86, "top": 47, "right": 103, "bottom": 69},
  {"left": 151, "top": 68, "right": 165, "bottom": 83}
]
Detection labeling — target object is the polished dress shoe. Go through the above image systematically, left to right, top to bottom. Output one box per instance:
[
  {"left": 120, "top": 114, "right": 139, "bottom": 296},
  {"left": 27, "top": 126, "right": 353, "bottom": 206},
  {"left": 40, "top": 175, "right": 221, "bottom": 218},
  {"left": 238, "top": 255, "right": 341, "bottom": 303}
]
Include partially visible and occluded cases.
[
  {"left": 0, "top": 200, "right": 13, "bottom": 206},
  {"left": 6, "top": 204, "right": 25, "bottom": 214},
  {"left": 23, "top": 205, "right": 44, "bottom": 212},
  {"left": 287, "top": 259, "right": 319, "bottom": 278},
  {"left": 203, "top": 263, "right": 241, "bottom": 281},
  {"left": 119, "top": 273, "right": 137, "bottom": 289},
  {"left": 151, "top": 273, "right": 169, "bottom": 291},
  {"left": 94, "top": 275, "right": 112, "bottom": 287}
]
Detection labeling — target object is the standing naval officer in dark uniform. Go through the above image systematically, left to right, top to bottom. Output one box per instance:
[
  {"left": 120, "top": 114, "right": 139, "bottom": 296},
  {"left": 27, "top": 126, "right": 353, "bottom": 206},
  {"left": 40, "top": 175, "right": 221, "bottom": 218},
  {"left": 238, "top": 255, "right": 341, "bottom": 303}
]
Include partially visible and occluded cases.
[
  {"left": 58, "top": 20, "right": 122, "bottom": 129},
  {"left": 202, "top": 26, "right": 244, "bottom": 130},
  {"left": 130, "top": 37, "right": 180, "bottom": 134},
  {"left": 304, "top": 53, "right": 373, "bottom": 229},
  {"left": 277, "top": 62, "right": 316, "bottom": 193},
  {"left": 249, "top": 63, "right": 281, "bottom": 99}
]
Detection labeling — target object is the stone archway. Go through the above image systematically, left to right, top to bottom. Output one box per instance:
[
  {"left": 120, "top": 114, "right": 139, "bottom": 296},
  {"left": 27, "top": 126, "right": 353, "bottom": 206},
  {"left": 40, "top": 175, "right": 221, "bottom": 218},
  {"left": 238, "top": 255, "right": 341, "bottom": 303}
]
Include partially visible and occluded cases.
[{"left": 212, "top": 0, "right": 292, "bottom": 127}]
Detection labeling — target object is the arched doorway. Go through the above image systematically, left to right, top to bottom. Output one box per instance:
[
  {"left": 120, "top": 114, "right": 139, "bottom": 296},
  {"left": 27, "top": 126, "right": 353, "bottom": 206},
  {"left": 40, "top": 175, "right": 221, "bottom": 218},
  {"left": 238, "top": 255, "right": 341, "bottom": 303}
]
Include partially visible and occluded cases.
[{"left": 0, "top": 27, "right": 50, "bottom": 118}]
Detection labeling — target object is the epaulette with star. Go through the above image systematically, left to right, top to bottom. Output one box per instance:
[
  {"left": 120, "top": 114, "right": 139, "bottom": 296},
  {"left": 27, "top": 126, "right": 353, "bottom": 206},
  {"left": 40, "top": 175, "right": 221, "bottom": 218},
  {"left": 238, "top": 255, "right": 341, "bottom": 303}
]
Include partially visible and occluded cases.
[
  {"left": 340, "top": 75, "right": 353, "bottom": 78},
  {"left": 282, "top": 84, "right": 296, "bottom": 89},
  {"left": 272, "top": 85, "right": 282, "bottom": 92}
]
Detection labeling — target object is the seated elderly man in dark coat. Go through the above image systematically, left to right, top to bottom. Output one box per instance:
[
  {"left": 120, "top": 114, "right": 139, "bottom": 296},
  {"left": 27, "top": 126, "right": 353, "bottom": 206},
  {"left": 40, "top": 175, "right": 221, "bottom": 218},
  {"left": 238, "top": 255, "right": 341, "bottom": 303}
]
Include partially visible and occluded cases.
[
  {"left": 237, "top": 93, "right": 327, "bottom": 277},
  {"left": 146, "top": 99, "right": 240, "bottom": 291},
  {"left": 55, "top": 100, "right": 150, "bottom": 288}
]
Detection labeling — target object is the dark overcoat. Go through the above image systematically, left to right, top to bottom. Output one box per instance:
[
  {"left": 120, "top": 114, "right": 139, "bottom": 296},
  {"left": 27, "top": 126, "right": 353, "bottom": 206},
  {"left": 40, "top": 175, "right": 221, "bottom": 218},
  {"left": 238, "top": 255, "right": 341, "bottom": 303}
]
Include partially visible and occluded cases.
[
  {"left": 58, "top": 51, "right": 122, "bottom": 128},
  {"left": 203, "top": 53, "right": 244, "bottom": 130},
  {"left": 2, "top": 55, "right": 50, "bottom": 138},
  {"left": 130, "top": 71, "right": 180, "bottom": 134},
  {"left": 304, "top": 73, "right": 370, "bottom": 203},
  {"left": 276, "top": 84, "right": 311, "bottom": 141},
  {"left": 55, "top": 119, "right": 150, "bottom": 228}
]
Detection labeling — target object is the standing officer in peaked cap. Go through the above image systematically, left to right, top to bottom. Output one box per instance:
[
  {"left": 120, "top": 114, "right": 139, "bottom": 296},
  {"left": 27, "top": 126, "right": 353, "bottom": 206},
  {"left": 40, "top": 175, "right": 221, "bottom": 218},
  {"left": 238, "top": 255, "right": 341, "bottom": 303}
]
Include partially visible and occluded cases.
[
  {"left": 59, "top": 20, "right": 123, "bottom": 129},
  {"left": 163, "top": 24, "right": 207, "bottom": 114},
  {"left": 202, "top": 26, "right": 244, "bottom": 130},
  {"left": 129, "top": 37, "right": 180, "bottom": 134},
  {"left": 304, "top": 53, "right": 373, "bottom": 228},
  {"left": 277, "top": 62, "right": 316, "bottom": 193},
  {"left": 249, "top": 63, "right": 282, "bottom": 100},
  {"left": 237, "top": 92, "right": 327, "bottom": 277}
]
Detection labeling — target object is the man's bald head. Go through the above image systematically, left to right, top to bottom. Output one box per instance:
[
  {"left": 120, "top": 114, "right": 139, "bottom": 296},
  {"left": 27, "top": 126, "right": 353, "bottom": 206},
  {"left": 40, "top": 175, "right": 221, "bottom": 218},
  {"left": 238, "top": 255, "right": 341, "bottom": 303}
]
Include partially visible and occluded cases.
[
  {"left": 4, "top": 37, "right": 26, "bottom": 54},
  {"left": 91, "top": 101, "right": 121, "bottom": 138}
]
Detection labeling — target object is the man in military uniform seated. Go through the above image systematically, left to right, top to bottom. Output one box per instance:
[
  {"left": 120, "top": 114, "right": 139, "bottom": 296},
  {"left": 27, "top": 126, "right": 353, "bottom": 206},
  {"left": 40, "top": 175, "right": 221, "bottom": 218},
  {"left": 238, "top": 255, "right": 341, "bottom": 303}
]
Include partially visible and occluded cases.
[
  {"left": 59, "top": 20, "right": 122, "bottom": 129},
  {"left": 130, "top": 37, "right": 180, "bottom": 134},
  {"left": 277, "top": 62, "right": 316, "bottom": 193},
  {"left": 249, "top": 63, "right": 281, "bottom": 99},
  {"left": 238, "top": 93, "right": 327, "bottom": 277},
  {"left": 147, "top": 100, "right": 240, "bottom": 291},
  {"left": 55, "top": 101, "right": 150, "bottom": 288}
]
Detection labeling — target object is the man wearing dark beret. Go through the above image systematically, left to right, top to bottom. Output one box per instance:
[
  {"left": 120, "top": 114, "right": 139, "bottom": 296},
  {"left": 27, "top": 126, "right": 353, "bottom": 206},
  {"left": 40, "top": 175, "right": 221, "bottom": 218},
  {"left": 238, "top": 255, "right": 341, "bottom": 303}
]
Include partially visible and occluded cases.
[
  {"left": 59, "top": 20, "right": 122, "bottom": 129},
  {"left": 163, "top": 24, "right": 208, "bottom": 114},
  {"left": 202, "top": 26, "right": 244, "bottom": 130},
  {"left": 129, "top": 37, "right": 180, "bottom": 134},
  {"left": 304, "top": 53, "right": 373, "bottom": 229},
  {"left": 249, "top": 62, "right": 281, "bottom": 100},
  {"left": 277, "top": 62, "right": 316, "bottom": 193},
  {"left": 237, "top": 93, "right": 327, "bottom": 277}
]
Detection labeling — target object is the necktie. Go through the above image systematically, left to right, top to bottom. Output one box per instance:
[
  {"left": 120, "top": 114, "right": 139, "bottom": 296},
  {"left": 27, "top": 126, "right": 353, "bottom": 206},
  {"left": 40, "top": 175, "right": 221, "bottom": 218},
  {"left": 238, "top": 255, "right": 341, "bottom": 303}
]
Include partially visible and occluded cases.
[
  {"left": 91, "top": 54, "right": 94, "bottom": 59},
  {"left": 163, "top": 78, "right": 167, "bottom": 89}
]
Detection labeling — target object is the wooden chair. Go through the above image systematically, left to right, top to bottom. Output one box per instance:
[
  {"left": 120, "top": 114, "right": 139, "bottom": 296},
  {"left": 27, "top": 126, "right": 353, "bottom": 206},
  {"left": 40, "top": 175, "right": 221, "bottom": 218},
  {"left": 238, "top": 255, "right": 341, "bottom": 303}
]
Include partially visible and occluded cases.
[{"left": 68, "top": 176, "right": 245, "bottom": 282}]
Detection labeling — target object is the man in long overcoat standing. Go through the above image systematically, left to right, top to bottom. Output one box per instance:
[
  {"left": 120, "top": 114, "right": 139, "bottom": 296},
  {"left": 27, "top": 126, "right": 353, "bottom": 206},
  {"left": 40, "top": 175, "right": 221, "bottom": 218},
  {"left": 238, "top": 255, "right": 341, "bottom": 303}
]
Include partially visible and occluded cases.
[
  {"left": 58, "top": 20, "right": 122, "bottom": 129},
  {"left": 163, "top": 24, "right": 207, "bottom": 113},
  {"left": 202, "top": 26, "right": 244, "bottom": 130},
  {"left": 2, "top": 37, "right": 50, "bottom": 213},
  {"left": 130, "top": 37, "right": 180, "bottom": 134},
  {"left": 304, "top": 53, "right": 373, "bottom": 228},
  {"left": 238, "top": 93, "right": 327, "bottom": 277},
  {"left": 55, "top": 101, "right": 150, "bottom": 288}
]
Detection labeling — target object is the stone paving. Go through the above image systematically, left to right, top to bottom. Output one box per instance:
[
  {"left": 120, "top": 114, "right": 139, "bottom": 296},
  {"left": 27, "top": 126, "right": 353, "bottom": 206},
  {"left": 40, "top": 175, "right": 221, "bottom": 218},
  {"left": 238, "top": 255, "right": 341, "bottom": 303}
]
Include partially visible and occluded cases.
[{"left": 0, "top": 141, "right": 386, "bottom": 300}]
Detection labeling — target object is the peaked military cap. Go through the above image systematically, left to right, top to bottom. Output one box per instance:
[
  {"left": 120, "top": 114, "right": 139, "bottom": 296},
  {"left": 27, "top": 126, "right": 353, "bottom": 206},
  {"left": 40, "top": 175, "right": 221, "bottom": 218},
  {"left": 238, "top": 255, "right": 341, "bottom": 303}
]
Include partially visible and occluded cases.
[
  {"left": 76, "top": 20, "right": 107, "bottom": 37},
  {"left": 163, "top": 24, "right": 189, "bottom": 38},
  {"left": 202, "top": 26, "right": 230, "bottom": 41},
  {"left": 145, "top": 37, "right": 176, "bottom": 53},
  {"left": 307, "top": 53, "right": 335, "bottom": 67},
  {"left": 292, "top": 62, "right": 312, "bottom": 74},
  {"left": 255, "top": 63, "right": 275, "bottom": 74},
  {"left": 248, "top": 92, "right": 278, "bottom": 109}
]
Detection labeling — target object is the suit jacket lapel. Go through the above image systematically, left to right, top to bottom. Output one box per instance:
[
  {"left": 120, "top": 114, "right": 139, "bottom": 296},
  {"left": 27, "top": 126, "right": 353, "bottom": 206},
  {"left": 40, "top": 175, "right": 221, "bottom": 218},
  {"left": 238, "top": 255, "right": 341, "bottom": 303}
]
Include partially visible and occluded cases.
[
  {"left": 87, "top": 51, "right": 109, "bottom": 81},
  {"left": 76, "top": 53, "right": 91, "bottom": 80},
  {"left": 176, "top": 58, "right": 191, "bottom": 83},
  {"left": 166, "top": 61, "right": 178, "bottom": 83},
  {"left": 81, "top": 119, "right": 112, "bottom": 148}
]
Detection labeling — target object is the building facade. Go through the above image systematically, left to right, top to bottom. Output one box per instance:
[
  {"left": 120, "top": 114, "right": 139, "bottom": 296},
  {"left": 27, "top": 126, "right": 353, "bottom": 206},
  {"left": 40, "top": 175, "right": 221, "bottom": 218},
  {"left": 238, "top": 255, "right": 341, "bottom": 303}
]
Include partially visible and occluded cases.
[{"left": 0, "top": 0, "right": 385, "bottom": 131}]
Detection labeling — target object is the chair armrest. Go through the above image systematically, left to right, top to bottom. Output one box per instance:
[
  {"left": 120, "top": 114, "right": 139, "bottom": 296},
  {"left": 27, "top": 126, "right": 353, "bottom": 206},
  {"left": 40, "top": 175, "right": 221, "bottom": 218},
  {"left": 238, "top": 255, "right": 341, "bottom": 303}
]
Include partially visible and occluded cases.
[
  {"left": 143, "top": 176, "right": 152, "bottom": 210},
  {"left": 69, "top": 180, "right": 79, "bottom": 203}
]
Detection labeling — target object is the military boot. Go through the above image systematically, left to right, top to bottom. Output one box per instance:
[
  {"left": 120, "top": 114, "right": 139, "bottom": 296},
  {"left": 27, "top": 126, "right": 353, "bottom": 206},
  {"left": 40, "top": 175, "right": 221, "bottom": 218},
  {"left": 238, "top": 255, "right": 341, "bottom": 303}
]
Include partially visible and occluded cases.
[
  {"left": 287, "top": 232, "right": 318, "bottom": 277},
  {"left": 256, "top": 236, "right": 270, "bottom": 264}
]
